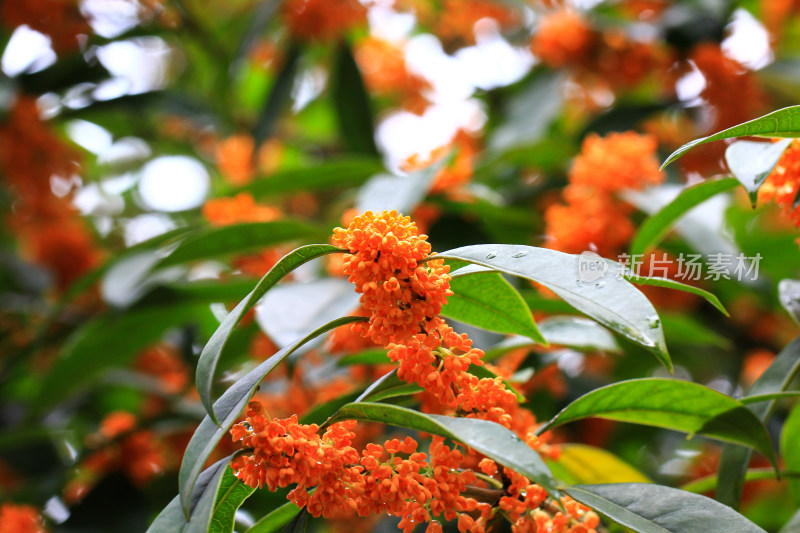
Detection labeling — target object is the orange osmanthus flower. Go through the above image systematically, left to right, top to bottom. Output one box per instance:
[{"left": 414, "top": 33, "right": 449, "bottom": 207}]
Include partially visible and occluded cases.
[
  {"left": 282, "top": 0, "right": 366, "bottom": 42},
  {"left": 531, "top": 10, "right": 594, "bottom": 69},
  {"left": 569, "top": 132, "right": 663, "bottom": 193},
  {"left": 759, "top": 140, "right": 800, "bottom": 227},
  {"left": 332, "top": 211, "right": 453, "bottom": 345},
  {"left": 0, "top": 503, "right": 47, "bottom": 533}
]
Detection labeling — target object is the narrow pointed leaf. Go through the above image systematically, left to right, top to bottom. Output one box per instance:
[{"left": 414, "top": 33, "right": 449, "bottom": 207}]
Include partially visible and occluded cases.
[
  {"left": 253, "top": 41, "right": 301, "bottom": 145},
  {"left": 330, "top": 43, "right": 377, "bottom": 155},
  {"left": 662, "top": 105, "right": 800, "bottom": 168},
  {"left": 725, "top": 140, "right": 792, "bottom": 206},
  {"left": 243, "top": 158, "right": 383, "bottom": 197},
  {"left": 630, "top": 178, "right": 739, "bottom": 257},
  {"left": 158, "top": 221, "right": 325, "bottom": 268},
  {"left": 197, "top": 244, "right": 343, "bottom": 423},
  {"left": 436, "top": 245, "right": 670, "bottom": 371},
  {"left": 442, "top": 271, "right": 546, "bottom": 343},
  {"left": 623, "top": 273, "right": 727, "bottom": 316},
  {"left": 179, "top": 316, "right": 368, "bottom": 516},
  {"left": 718, "top": 335, "right": 800, "bottom": 509},
  {"left": 537, "top": 378, "right": 776, "bottom": 467},
  {"left": 326, "top": 402, "right": 559, "bottom": 497},
  {"left": 782, "top": 403, "right": 800, "bottom": 505},
  {"left": 147, "top": 457, "right": 231, "bottom": 533},
  {"left": 186, "top": 462, "right": 230, "bottom": 533},
  {"left": 207, "top": 466, "right": 256, "bottom": 533},
  {"left": 679, "top": 467, "right": 795, "bottom": 494},
  {"left": 564, "top": 483, "right": 766, "bottom": 533},
  {"left": 246, "top": 502, "right": 303, "bottom": 533}
]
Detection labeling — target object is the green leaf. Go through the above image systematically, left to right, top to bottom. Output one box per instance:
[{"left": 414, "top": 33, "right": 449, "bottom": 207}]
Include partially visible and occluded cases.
[
  {"left": 253, "top": 41, "right": 301, "bottom": 145},
  {"left": 330, "top": 43, "right": 377, "bottom": 155},
  {"left": 662, "top": 105, "right": 800, "bottom": 169},
  {"left": 725, "top": 140, "right": 792, "bottom": 206},
  {"left": 243, "top": 158, "right": 383, "bottom": 197},
  {"left": 630, "top": 178, "right": 740, "bottom": 257},
  {"left": 158, "top": 221, "right": 325, "bottom": 268},
  {"left": 197, "top": 244, "right": 343, "bottom": 424},
  {"left": 436, "top": 245, "right": 670, "bottom": 371},
  {"left": 442, "top": 271, "right": 546, "bottom": 344},
  {"left": 623, "top": 273, "right": 728, "bottom": 316},
  {"left": 779, "top": 279, "right": 800, "bottom": 326},
  {"left": 36, "top": 304, "right": 208, "bottom": 412},
  {"left": 660, "top": 313, "right": 731, "bottom": 350},
  {"left": 179, "top": 316, "right": 368, "bottom": 517},
  {"left": 717, "top": 335, "right": 800, "bottom": 509},
  {"left": 337, "top": 349, "right": 390, "bottom": 366},
  {"left": 468, "top": 365, "right": 525, "bottom": 402},
  {"left": 537, "top": 378, "right": 777, "bottom": 468},
  {"left": 740, "top": 391, "right": 800, "bottom": 404},
  {"left": 326, "top": 402, "right": 560, "bottom": 497},
  {"left": 782, "top": 402, "right": 800, "bottom": 506},
  {"left": 552, "top": 444, "right": 651, "bottom": 485},
  {"left": 147, "top": 457, "right": 230, "bottom": 533},
  {"left": 186, "top": 463, "right": 233, "bottom": 533},
  {"left": 207, "top": 466, "right": 256, "bottom": 533},
  {"left": 679, "top": 467, "right": 794, "bottom": 494},
  {"left": 564, "top": 483, "right": 766, "bottom": 533},
  {"left": 246, "top": 502, "right": 303, "bottom": 533},
  {"left": 779, "top": 508, "right": 800, "bottom": 533}
]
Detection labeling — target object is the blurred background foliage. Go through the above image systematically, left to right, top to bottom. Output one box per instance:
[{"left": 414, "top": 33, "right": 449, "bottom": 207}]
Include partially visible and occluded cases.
[{"left": 2, "top": 0, "right": 800, "bottom": 531}]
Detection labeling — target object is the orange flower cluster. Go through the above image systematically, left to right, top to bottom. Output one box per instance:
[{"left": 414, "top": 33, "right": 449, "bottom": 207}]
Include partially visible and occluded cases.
[
  {"left": 1, "top": 0, "right": 88, "bottom": 52},
  {"left": 282, "top": 0, "right": 366, "bottom": 42},
  {"left": 434, "top": 0, "right": 521, "bottom": 45},
  {"left": 531, "top": 9, "right": 670, "bottom": 96},
  {"left": 531, "top": 10, "right": 594, "bottom": 69},
  {"left": 355, "top": 37, "right": 432, "bottom": 115},
  {"left": 687, "top": 44, "right": 766, "bottom": 132},
  {"left": 0, "top": 97, "right": 100, "bottom": 290},
  {"left": 401, "top": 130, "right": 480, "bottom": 196},
  {"left": 544, "top": 132, "right": 662, "bottom": 256},
  {"left": 215, "top": 135, "right": 284, "bottom": 186},
  {"left": 759, "top": 140, "right": 800, "bottom": 227},
  {"left": 203, "top": 192, "right": 285, "bottom": 276},
  {"left": 203, "top": 193, "right": 282, "bottom": 226},
  {"left": 231, "top": 211, "right": 593, "bottom": 531},
  {"left": 331, "top": 211, "right": 453, "bottom": 345},
  {"left": 64, "top": 411, "right": 168, "bottom": 504},
  {"left": 0, "top": 503, "right": 47, "bottom": 533}
]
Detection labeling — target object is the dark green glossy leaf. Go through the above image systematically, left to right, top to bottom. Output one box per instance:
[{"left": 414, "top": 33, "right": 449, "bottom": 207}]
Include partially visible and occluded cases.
[
  {"left": 254, "top": 41, "right": 301, "bottom": 145},
  {"left": 330, "top": 43, "right": 377, "bottom": 155},
  {"left": 662, "top": 105, "right": 800, "bottom": 168},
  {"left": 725, "top": 140, "right": 792, "bottom": 206},
  {"left": 243, "top": 158, "right": 383, "bottom": 197},
  {"left": 630, "top": 178, "right": 740, "bottom": 257},
  {"left": 158, "top": 221, "right": 325, "bottom": 268},
  {"left": 197, "top": 244, "right": 343, "bottom": 424},
  {"left": 436, "top": 245, "right": 670, "bottom": 371},
  {"left": 443, "top": 271, "right": 545, "bottom": 343},
  {"left": 623, "top": 272, "right": 727, "bottom": 316},
  {"left": 779, "top": 279, "right": 800, "bottom": 326},
  {"left": 37, "top": 304, "right": 208, "bottom": 411},
  {"left": 179, "top": 316, "right": 368, "bottom": 516},
  {"left": 717, "top": 335, "right": 800, "bottom": 509},
  {"left": 537, "top": 378, "right": 776, "bottom": 467},
  {"left": 740, "top": 391, "right": 800, "bottom": 404},
  {"left": 326, "top": 402, "right": 559, "bottom": 496},
  {"left": 782, "top": 402, "right": 800, "bottom": 506},
  {"left": 147, "top": 457, "right": 230, "bottom": 533},
  {"left": 186, "top": 463, "right": 230, "bottom": 533},
  {"left": 207, "top": 466, "right": 256, "bottom": 533},
  {"left": 564, "top": 483, "right": 766, "bottom": 533},
  {"left": 246, "top": 502, "right": 303, "bottom": 533}
]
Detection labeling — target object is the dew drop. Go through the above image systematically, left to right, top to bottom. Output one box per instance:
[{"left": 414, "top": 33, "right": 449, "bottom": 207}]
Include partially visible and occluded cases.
[
  {"left": 485, "top": 251, "right": 497, "bottom": 260},
  {"left": 512, "top": 251, "right": 527, "bottom": 258},
  {"left": 594, "top": 280, "right": 606, "bottom": 288},
  {"left": 647, "top": 316, "right": 660, "bottom": 329}
]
